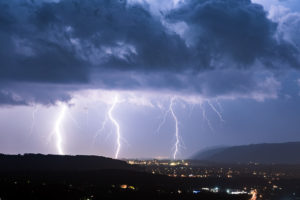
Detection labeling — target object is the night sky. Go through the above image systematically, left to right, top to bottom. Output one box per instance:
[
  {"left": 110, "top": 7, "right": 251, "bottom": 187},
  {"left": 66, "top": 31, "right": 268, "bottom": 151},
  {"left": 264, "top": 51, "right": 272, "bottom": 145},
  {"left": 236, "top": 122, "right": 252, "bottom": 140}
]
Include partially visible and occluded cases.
[{"left": 0, "top": 0, "right": 300, "bottom": 159}]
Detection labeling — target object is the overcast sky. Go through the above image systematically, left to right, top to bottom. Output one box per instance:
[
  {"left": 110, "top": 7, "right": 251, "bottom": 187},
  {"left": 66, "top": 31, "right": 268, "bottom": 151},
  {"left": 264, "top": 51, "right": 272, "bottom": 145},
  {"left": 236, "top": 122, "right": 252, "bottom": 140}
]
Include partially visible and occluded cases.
[{"left": 0, "top": 0, "right": 300, "bottom": 159}]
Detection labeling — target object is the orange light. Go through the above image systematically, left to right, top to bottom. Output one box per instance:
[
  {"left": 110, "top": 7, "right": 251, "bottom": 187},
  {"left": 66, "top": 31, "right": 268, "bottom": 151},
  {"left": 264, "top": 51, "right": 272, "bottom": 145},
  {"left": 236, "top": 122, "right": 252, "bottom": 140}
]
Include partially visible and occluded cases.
[{"left": 120, "top": 184, "right": 127, "bottom": 189}]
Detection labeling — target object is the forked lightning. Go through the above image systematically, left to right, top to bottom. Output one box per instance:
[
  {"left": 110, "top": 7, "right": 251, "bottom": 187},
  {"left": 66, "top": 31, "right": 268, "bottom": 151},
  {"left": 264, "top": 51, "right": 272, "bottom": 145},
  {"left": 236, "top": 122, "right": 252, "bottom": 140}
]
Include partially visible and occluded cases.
[{"left": 108, "top": 95, "right": 121, "bottom": 159}]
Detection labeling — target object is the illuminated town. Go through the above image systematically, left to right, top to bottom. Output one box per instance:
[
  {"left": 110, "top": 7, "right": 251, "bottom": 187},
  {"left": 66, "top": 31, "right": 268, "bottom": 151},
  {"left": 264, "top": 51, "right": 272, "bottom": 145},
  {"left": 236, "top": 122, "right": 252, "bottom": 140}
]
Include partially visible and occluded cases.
[{"left": 125, "top": 159, "right": 300, "bottom": 200}]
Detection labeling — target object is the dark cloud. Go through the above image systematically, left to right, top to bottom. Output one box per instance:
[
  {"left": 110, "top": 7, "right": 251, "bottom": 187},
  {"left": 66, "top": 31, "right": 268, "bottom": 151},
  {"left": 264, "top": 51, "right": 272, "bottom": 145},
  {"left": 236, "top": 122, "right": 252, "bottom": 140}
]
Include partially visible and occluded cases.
[
  {"left": 0, "top": 0, "right": 299, "bottom": 105},
  {"left": 167, "top": 0, "right": 299, "bottom": 68},
  {"left": 0, "top": 1, "right": 89, "bottom": 84},
  {"left": 0, "top": 82, "right": 76, "bottom": 106},
  {"left": 0, "top": 90, "right": 27, "bottom": 106}
]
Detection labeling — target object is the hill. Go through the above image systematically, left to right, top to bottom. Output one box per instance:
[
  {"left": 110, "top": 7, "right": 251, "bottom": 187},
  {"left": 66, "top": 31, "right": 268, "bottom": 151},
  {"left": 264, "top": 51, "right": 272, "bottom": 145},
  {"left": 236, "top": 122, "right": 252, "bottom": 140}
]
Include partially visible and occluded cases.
[
  {"left": 192, "top": 142, "right": 300, "bottom": 164},
  {"left": 192, "top": 146, "right": 228, "bottom": 160},
  {"left": 0, "top": 154, "right": 135, "bottom": 171},
  {"left": 0, "top": 154, "right": 250, "bottom": 200}
]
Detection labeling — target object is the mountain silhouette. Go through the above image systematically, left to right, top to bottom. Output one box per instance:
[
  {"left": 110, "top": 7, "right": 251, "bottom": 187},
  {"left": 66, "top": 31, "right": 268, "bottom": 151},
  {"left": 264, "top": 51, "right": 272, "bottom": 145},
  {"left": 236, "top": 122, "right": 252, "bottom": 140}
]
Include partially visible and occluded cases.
[
  {"left": 192, "top": 142, "right": 300, "bottom": 164},
  {"left": 0, "top": 154, "right": 135, "bottom": 171}
]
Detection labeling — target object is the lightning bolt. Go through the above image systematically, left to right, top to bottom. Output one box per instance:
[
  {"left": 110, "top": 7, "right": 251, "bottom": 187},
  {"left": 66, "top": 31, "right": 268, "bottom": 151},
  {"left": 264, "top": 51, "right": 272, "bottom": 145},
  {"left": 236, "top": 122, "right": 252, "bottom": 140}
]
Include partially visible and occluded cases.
[
  {"left": 108, "top": 95, "right": 121, "bottom": 159},
  {"left": 154, "top": 97, "right": 181, "bottom": 159},
  {"left": 169, "top": 97, "right": 180, "bottom": 160},
  {"left": 215, "top": 99, "right": 223, "bottom": 112},
  {"left": 207, "top": 101, "right": 225, "bottom": 122},
  {"left": 188, "top": 103, "right": 195, "bottom": 118},
  {"left": 54, "top": 104, "right": 67, "bottom": 155},
  {"left": 200, "top": 104, "right": 214, "bottom": 132},
  {"left": 29, "top": 105, "right": 38, "bottom": 136},
  {"left": 84, "top": 106, "right": 89, "bottom": 130},
  {"left": 155, "top": 107, "right": 170, "bottom": 134},
  {"left": 67, "top": 110, "right": 82, "bottom": 130},
  {"left": 92, "top": 114, "right": 109, "bottom": 147}
]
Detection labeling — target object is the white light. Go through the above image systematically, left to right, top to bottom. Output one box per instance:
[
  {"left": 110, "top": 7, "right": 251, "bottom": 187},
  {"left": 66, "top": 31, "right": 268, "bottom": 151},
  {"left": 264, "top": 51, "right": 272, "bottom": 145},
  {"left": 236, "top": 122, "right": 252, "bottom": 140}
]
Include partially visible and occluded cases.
[
  {"left": 108, "top": 95, "right": 121, "bottom": 159},
  {"left": 155, "top": 97, "right": 181, "bottom": 160},
  {"left": 170, "top": 97, "right": 179, "bottom": 160},
  {"left": 208, "top": 101, "right": 225, "bottom": 122},
  {"left": 54, "top": 104, "right": 67, "bottom": 155},
  {"left": 29, "top": 105, "right": 38, "bottom": 136}
]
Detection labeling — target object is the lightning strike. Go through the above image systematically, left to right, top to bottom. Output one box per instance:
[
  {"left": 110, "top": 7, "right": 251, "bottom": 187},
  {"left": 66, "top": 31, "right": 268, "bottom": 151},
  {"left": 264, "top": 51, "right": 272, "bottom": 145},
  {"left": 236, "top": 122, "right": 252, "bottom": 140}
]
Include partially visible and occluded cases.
[
  {"left": 108, "top": 95, "right": 121, "bottom": 159},
  {"left": 154, "top": 97, "right": 181, "bottom": 159},
  {"left": 169, "top": 97, "right": 180, "bottom": 160},
  {"left": 215, "top": 99, "right": 223, "bottom": 112},
  {"left": 207, "top": 101, "right": 225, "bottom": 122},
  {"left": 188, "top": 103, "right": 196, "bottom": 118},
  {"left": 54, "top": 104, "right": 67, "bottom": 155},
  {"left": 200, "top": 104, "right": 214, "bottom": 132},
  {"left": 29, "top": 105, "right": 38, "bottom": 136},
  {"left": 83, "top": 106, "right": 89, "bottom": 131},
  {"left": 155, "top": 107, "right": 170, "bottom": 134},
  {"left": 67, "top": 110, "right": 82, "bottom": 130},
  {"left": 92, "top": 114, "right": 109, "bottom": 146},
  {"left": 96, "top": 114, "right": 109, "bottom": 137}
]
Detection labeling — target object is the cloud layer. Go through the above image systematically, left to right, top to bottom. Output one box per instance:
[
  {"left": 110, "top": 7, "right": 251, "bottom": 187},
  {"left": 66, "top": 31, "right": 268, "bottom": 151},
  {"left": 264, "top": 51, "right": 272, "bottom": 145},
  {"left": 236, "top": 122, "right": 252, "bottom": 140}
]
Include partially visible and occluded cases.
[{"left": 0, "top": 0, "right": 299, "bottom": 105}]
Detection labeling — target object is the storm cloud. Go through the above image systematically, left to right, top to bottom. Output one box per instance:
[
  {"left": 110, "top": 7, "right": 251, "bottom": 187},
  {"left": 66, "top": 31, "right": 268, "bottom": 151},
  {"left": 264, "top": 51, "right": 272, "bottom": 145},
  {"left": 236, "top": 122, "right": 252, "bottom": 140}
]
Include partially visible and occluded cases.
[
  {"left": 0, "top": 0, "right": 299, "bottom": 105},
  {"left": 167, "top": 0, "right": 299, "bottom": 68}
]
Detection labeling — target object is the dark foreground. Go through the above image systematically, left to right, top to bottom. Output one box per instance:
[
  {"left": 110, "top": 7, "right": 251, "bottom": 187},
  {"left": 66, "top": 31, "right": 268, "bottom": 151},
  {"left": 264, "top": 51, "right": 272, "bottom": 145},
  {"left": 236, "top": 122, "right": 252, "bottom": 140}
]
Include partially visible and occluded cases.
[
  {"left": 0, "top": 154, "right": 251, "bottom": 200},
  {"left": 1, "top": 154, "right": 300, "bottom": 200},
  {"left": 0, "top": 170, "right": 250, "bottom": 200}
]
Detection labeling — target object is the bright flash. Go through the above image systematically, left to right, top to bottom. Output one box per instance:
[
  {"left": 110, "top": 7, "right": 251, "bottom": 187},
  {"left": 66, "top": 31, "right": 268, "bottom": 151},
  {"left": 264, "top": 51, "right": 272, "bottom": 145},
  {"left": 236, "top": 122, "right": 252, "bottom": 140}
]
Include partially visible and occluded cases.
[
  {"left": 108, "top": 95, "right": 121, "bottom": 159},
  {"left": 155, "top": 97, "right": 181, "bottom": 160},
  {"left": 169, "top": 97, "right": 179, "bottom": 160},
  {"left": 54, "top": 104, "right": 67, "bottom": 155},
  {"left": 29, "top": 105, "right": 38, "bottom": 136}
]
